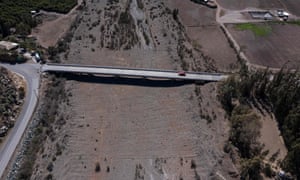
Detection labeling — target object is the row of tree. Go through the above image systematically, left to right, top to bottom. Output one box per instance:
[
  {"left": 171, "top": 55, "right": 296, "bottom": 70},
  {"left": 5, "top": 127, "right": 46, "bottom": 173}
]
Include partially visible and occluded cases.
[{"left": 219, "top": 65, "right": 300, "bottom": 178}]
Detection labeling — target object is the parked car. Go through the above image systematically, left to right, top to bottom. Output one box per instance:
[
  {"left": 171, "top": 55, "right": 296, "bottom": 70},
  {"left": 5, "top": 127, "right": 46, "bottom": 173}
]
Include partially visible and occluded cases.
[{"left": 277, "top": 10, "right": 289, "bottom": 18}]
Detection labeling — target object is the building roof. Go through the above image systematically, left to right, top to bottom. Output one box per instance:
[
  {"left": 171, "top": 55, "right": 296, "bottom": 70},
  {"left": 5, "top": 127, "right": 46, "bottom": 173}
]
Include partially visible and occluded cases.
[{"left": 0, "top": 41, "right": 19, "bottom": 51}]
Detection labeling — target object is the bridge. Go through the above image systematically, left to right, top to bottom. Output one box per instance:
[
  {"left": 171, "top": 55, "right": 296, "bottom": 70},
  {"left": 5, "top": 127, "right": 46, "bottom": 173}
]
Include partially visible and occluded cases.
[{"left": 41, "top": 63, "right": 228, "bottom": 82}]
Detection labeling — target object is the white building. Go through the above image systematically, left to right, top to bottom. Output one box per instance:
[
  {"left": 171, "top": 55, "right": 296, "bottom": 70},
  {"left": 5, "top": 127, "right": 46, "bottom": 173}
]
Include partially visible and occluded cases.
[{"left": 0, "top": 41, "right": 19, "bottom": 51}]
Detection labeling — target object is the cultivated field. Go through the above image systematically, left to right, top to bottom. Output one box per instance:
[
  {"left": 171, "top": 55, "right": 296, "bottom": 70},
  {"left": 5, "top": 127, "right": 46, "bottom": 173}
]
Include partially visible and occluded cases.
[
  {"left": 217, "top": 0, "right": 283, "bottom": 11},
  {"left": 227, "top": 23, "right": 300, "bottom": 68}
]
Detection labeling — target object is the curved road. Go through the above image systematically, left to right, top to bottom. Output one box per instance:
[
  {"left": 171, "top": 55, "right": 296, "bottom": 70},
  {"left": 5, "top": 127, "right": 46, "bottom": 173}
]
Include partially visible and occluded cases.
[{"left": 0, "top": 63, "right": 40, "bottom": 178}]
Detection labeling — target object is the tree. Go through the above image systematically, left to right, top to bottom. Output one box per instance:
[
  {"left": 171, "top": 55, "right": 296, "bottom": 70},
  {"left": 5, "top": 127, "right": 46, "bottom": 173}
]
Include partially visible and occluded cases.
[
  {"left": 172, "top": 9, "right": 179, "bottom": 21},
  {"left": 16, "top": 22, "right": 31, "bottom": 36},
  {"left": 48, "top": 46, "right": 58, "bottom": 58},
  {"left": 218, "top": 76, "right": 237, "bottom": 114},
  {"left": 19, "top": 87, "right": 25, "bottom": 99},
  {"left": 230, "top": 105, "right": 262, "bottom": 158},
  {"left": 282, "top": 105, "right": 300, "bottom": 148},
  {"left": 284, "top": 143, "right": 300, "bottom": 179},
  {"left": 241, "top": 157, "right": 263, "bottom": 180},
  {"left": 95, "top": 162, "right": 100, "bottom": 172}
]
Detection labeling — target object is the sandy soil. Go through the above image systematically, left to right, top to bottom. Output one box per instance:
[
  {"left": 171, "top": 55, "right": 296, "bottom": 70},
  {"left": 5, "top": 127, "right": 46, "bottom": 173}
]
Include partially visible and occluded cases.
[
  {"left": 30, "top": 0, "right": 240, "bottom": 179},
  {"left": 226, "top": 23, "right": 300, "bottom": 68},
  {"left": 258, "top": 112, "right": 287, "bottom": 164}
]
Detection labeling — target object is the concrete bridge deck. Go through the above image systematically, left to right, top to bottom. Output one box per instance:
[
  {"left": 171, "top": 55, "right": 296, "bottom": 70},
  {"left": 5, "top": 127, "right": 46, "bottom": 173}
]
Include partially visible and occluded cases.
[{"left": 41, "top": 63, "right": 228, "bottom": 82}]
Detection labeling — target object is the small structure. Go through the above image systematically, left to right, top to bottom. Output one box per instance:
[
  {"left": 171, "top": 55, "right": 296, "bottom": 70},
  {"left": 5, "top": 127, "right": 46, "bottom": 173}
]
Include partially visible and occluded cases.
[
  {"left": 30, "top": 10, "right": 37, "bottom": 15},
  {"left": 249, "top": 11, "right": 274, "bottom": 20},
  {"left": 263, "top": 13, "right": 273, "bottom": 20},
  {"left": 0, "top": 41, "right": 19, "bottom": 51}
]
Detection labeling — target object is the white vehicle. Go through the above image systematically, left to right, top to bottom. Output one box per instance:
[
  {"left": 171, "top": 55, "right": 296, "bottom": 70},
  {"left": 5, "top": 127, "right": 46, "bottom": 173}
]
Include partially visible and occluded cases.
[{"left": 277, "top": 9, "right": 289, "bottom": 18}]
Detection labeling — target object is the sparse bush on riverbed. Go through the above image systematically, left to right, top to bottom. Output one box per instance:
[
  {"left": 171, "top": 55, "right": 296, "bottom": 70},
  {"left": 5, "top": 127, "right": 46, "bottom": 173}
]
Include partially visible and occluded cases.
[{"left": 17, "top": 75, "right": 68, "bottom": 179}]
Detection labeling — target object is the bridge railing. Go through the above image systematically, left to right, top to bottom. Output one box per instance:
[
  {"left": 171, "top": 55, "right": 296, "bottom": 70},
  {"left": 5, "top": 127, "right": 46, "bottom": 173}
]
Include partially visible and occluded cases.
[{"left": 44, "top": 63, "right": 223, "bottom": 76}]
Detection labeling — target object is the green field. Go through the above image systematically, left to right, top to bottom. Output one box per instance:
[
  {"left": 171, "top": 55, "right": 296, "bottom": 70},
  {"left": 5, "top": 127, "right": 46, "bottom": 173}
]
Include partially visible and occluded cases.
[
  {"left": 286, "top": 20, "right": 300, "bottom": 26},
  {"left": 235, "top": 23, "right": 272, "bottom": 36}
]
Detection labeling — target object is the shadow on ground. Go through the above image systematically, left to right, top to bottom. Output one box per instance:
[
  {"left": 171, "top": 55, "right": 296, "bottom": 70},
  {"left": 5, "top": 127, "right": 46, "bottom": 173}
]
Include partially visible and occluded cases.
[{"left": 56, "top": 73, "right": 206, "bottom": 87}]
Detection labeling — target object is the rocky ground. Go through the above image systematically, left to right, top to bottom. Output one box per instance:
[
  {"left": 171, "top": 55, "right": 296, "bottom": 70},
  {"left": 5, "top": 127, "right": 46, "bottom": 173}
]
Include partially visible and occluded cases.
[{"left": 30, "top": 0, "right": 241, "bottom": 179}]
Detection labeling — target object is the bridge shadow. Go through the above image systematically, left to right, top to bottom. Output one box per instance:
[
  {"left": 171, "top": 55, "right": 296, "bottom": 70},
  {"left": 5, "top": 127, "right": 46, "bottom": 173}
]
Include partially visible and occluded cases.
[{"left": 60, "top": 73, "right": 206, "bottom": 87}]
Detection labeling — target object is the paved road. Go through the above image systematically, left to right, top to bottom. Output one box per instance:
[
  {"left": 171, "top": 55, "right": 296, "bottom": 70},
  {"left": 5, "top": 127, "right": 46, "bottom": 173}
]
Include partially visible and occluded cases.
[
  {"left": 0, "top": 63, "right": 40, "bottom": 178},
  {"left": 42, "top": 63, "right": 228, "bottom": 81}
]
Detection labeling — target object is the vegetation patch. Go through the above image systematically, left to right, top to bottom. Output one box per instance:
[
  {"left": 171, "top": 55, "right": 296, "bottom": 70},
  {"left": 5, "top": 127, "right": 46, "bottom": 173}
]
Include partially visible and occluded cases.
[
  {"left": 100, "top": 0, "right": 139, "bottom": 50},
  {"left": 136, "top": 0, "right": 144, "bottom": 10},
  {"left": 286, "top": 20, "right": 300, "bottom": 26},
  {"left": 235, "top": 23, "right": 272, "bottom": 36},
  {"left": 142, "top": 30, "right": 150, "bottom": 45},
  {"left": 0, "top": 49, "right": 26, "bottom": 64},
  {"left": 219, "top": 65, "right": 300, "bottom": 179},
  {"left": 0, "top": 67, "right": 25, "bottom": 139},
  {"left": 16, "top": 75, "right": 68, "bottom": 179},
  {"left": 95, "top": 162, "right": 101, "bottom": 172},
  {"left": 134, "top": 164, "right": 145, "bottom": 180}
]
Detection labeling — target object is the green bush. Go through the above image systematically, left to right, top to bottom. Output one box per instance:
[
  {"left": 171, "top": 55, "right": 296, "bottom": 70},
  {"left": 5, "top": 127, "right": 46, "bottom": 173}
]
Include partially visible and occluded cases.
[
  {"left": 119, "top": 11, "right": 131, "bottom": 24},
  {"left": 240, "top": 157, "right": 263, "bottom": 180},
  {"left": 95, "top": 162, "right": 101, "bottom": 172},
  {"left": 263, "top": 163, "right": 274, "bottom": 177}
]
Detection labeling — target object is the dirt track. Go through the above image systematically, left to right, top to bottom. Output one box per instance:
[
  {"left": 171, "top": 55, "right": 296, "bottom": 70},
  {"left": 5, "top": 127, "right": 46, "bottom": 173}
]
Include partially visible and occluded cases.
[{"left": 30, "top": 0, "right": 240, "bottom": 179}]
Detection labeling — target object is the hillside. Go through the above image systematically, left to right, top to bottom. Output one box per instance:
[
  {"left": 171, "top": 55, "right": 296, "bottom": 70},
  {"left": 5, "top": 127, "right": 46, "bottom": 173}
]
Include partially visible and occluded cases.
[{"left": 0, "top": 67, "right": 25, "bottom": 141}]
